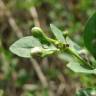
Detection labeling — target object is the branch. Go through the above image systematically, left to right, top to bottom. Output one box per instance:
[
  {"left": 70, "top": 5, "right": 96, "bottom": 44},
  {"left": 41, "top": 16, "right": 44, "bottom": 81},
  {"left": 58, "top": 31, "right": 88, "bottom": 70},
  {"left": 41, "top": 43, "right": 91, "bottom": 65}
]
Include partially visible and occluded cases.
[
  {"left": 29, "top": 7, "right": 41, "bottom": 27},
  {"left": 30, "top": 58, "right": 48, "bottom": 88}
]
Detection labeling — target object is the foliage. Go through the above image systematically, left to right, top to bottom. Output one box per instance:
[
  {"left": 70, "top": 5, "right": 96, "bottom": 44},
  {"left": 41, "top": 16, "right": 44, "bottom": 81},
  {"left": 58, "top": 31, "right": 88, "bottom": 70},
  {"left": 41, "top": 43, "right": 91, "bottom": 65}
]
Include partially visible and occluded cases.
[
  {"left": 1, "top": 0, "right": 96, "bottom": 96},
  {"left": 10, "top": 12, "right": 96, "bottom": 95},
  {"left": 84, "top": 12, "right": 96, "bottom": 59},
  {"left": 75, "top": 88, "right": 96, "bottom": 96}
]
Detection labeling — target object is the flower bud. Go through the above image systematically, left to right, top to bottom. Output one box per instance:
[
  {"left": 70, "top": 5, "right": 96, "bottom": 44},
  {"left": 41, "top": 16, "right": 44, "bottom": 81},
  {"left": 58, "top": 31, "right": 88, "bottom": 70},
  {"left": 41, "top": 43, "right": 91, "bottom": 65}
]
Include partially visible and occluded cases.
[
  {"left": 31, "top": 27, "right": 50, "bottom": 45},
  {"left": 31, "top": 27, "right": 44, "bottom": 37}
]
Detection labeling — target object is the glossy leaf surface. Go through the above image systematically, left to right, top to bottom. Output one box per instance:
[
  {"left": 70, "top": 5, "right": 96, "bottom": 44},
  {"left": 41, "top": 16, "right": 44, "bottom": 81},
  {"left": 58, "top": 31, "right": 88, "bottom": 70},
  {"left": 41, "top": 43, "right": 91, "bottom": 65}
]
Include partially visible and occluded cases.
[{"left": 84, "top": 12, "right": 96, "bottom": 59}]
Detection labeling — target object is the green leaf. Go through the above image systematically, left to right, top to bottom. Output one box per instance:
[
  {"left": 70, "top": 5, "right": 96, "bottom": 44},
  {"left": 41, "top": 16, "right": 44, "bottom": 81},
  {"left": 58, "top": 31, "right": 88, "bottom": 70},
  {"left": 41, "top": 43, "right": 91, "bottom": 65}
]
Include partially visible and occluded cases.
[
  {"left": 84, "top": 12, "right": 96, "bottom": 59},
  {"left": 50, "top": 24, "right": 65, "bottom": 43},
  {"left": 9, "top": 36, "right": 41, "bottom": 58},
  {"left": 10, "top": 36, "right": 59, "bottom": 58},
  {"left": 58, "top": 52, "right": 73, "bottom": 62},
  {"left": 67, "top": 61, "right": 96, "bottom": 74},
  {"left": 75, "top": 88, "right": 96, "bottom": 96}
]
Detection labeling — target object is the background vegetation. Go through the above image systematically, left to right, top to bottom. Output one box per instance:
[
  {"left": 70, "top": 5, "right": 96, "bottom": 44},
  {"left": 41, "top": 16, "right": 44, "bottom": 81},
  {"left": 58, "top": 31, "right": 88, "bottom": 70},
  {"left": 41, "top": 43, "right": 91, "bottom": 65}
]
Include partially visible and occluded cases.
[{"left": 0, "top": 0, "right": 96, "bottom": 96}]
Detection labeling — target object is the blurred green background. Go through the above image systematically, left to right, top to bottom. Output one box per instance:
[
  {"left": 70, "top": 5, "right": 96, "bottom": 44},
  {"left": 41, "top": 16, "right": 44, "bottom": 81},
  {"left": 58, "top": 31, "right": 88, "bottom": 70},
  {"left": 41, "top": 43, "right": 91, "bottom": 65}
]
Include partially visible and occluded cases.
[{"left": 0, "top": 0, "right": 96, "bottom": 96}]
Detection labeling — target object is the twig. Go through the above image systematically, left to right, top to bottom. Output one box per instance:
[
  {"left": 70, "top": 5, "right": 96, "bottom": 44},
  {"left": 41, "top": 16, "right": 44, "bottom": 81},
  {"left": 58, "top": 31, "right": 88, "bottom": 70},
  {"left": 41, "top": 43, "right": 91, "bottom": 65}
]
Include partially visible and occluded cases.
[
  {"left": 29, "top": 6, "right": 41, "bottom": 27},
  {"left": 30, "top": 58, "right": 48, "bottom": 88},
  {"left": 30, "top": 58, "right": 55, "bottom": 96},
  {"left": 56, "top": 83, "right": 65, "bottom": 96}
]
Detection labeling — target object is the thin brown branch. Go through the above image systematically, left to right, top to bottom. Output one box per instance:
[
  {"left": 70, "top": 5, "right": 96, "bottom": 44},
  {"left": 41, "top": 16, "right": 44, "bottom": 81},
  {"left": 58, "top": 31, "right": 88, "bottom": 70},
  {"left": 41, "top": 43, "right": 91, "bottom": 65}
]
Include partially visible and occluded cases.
[
  {"left": 29, "top": 7, "right": 41, "bottom": 27},
  {"left": 30, "top": 58, "right": 48, "bottom": 88}
]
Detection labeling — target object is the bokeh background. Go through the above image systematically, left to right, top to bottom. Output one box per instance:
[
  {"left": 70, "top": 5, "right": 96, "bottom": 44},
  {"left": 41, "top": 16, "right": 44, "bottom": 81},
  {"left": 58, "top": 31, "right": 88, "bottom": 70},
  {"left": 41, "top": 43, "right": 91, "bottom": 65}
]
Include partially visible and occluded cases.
[{"left": 0, "top": 0, "right": 96, "bottom": 96}]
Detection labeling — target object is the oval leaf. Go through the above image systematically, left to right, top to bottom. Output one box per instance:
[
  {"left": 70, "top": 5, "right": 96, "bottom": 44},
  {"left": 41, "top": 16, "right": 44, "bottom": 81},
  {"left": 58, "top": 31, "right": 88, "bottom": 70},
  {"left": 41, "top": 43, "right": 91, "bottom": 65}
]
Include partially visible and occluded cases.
[
  {"left": 84, "top": 12, "right": 96, "bottom": 59},
  {"left": 9, "top": 36, "right": 41, "bottom": 58},
  {"left": 67, "top": 61, "right": 96, "bottom": 74}
]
